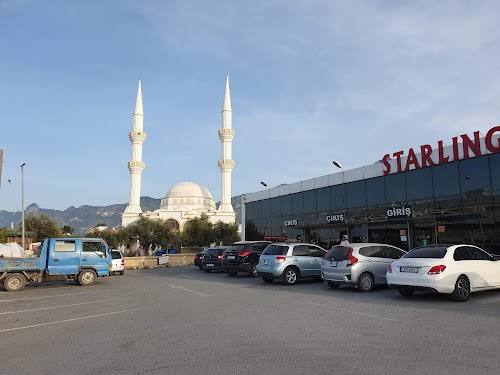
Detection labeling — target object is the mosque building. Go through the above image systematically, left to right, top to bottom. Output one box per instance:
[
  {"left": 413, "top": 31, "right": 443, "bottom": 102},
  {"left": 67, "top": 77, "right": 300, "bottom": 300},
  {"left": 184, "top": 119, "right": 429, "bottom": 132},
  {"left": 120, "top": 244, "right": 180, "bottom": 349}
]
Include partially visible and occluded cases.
[{"left": 121, "top": 75, "right": 236, "bottom": 231}]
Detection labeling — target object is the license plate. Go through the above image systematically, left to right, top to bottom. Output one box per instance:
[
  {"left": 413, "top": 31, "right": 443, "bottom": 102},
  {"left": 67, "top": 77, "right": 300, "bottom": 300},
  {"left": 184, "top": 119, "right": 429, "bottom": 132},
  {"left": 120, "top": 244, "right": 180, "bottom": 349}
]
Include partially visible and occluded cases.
[
  {"left": 228, "top": 255, "right": 235, "bottom": 259},
  {"left": 263, "top": 259, "right": 269, "bottom": 265},
  {"left": 330, "top": 261, "right": 338, "bottom": 267},
  {"left": 207, "top": 264, "right": 214, "bottom": 267},
  {"left": 400, "top": 266, "right": 418, "bottom": 273}
]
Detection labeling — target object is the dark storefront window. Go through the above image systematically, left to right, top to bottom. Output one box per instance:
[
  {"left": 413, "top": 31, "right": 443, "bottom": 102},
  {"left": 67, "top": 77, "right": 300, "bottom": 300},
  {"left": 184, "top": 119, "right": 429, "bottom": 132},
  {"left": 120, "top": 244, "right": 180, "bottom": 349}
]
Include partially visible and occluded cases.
[
  {"left": 491, "top": 154, "right": 500, "bottom": 191},
  {"left": 459, "top": 156, "right": 491, "bottom": 194},
  {"left": 433, "top": 162, "right": 460, "bottom": 197},
  {"left": 405, "top": 168, "right": 433, "bottom": 201},
  {"left": 385, "top": 173, "right": 406, "bottom": 203},
  {"left": 366, "top": 177, "right": 385, "bottom": 206},
  {"left": 346, "top": 180, "right": 366, "bottom": 208},
  {"left": 331, "top": 184, "right": 346, "bottom": 210},
  {"left": 317, "top": 187, "right": 332, "bottom": 212},
  {"left": 304, "top": 190, "right": 317, "bottom": 213},
  {"left": 291, "top": 193, "right": 304, "bottom": 215},
  {"left": 281, "top": 195, "right": 292, "bottom": 216},
  {"left": 271, "top": 196, "right": 281, "bottom": 218},
  {"left": 261, "top": 199, "right": 271, "bottom": 219},
  {"left": 253, "top": 200, "right": 262, "bottom": 221},
  {"left": 246, "top": 202, "right": 255, "bottom": 220}
]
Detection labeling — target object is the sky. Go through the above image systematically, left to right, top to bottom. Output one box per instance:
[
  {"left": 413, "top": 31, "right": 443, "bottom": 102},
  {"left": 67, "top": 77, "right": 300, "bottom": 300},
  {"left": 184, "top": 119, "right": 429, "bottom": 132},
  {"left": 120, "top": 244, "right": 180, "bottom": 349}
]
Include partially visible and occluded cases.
[{"left": 1, "top": 0, "right": 500, "bottom": 213}]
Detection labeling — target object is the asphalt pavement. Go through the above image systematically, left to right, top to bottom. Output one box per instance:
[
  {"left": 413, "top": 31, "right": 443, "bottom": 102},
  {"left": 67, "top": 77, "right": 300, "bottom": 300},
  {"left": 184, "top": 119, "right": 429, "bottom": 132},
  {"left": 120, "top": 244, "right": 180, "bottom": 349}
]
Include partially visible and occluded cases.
[{"left": 1, "top": 266, "right": 499, "bottom": 375}]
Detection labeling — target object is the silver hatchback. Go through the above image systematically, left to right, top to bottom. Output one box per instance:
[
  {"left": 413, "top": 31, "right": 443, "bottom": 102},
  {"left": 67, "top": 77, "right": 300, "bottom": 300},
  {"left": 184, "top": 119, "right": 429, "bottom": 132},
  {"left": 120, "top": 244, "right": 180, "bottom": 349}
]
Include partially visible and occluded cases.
[
  {"left": 256, "top": 243, "right": 327, "bottom": 285},
  {"left": 321, "top": 243, "right": 406, "bottom": 292}
]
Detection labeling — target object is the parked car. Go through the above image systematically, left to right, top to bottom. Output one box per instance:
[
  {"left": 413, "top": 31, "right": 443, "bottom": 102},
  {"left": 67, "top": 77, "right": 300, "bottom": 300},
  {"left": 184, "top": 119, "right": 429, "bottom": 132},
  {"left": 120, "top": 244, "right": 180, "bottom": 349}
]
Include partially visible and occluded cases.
[
  {"left": 222, "top": 241, "right": 272, "bottom": 277},
  {"left": 256, "top": 243, "right": 327, "bottom": 285},
  {"left": 321, "top": 243, "right": 406, "bottom": 292},
  {"left": 387, "top": 244, "right": 500, "bottom": 302},
  {"left": 200, "top": 247, "right": 228, "bottom": 272},
  {"left": 194, "top": 249, "right": 210, "bottom": 269},
  {"left": 110, "top": 250, "right": 125, "bottom": 275}
]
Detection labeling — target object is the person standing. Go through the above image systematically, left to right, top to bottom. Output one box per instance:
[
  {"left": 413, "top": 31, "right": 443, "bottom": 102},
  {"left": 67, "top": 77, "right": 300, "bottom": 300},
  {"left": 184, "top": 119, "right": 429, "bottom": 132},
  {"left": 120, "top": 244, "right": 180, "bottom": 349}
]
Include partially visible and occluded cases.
[{"left": 340, "top": 235, "right": 350, "bottom": 246}]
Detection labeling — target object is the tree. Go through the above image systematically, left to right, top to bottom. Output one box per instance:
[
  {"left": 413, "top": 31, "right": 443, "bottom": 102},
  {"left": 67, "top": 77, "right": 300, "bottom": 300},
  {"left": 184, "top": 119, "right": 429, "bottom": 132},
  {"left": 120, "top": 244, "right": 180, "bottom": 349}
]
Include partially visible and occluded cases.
[
  {"left": 182, "top": 213, "right": 214, "bottom": 247},
  {"left": 24, "top": 214, "right": 62, "bottom": 242},
  {"left": 125, "top": 217, "right": 175, "bottom": 252},
  {"left": 213, "top": 221, "right": 240, "bottom": 245},
  {"left": 61, "top": 225, "right": 74, "bottom": 235},
  {"left": 0, "top": 227, "right": 6, "bottom": 243},
  {"left": 85, "top": 229, "right": 119, "bottom": 248}
]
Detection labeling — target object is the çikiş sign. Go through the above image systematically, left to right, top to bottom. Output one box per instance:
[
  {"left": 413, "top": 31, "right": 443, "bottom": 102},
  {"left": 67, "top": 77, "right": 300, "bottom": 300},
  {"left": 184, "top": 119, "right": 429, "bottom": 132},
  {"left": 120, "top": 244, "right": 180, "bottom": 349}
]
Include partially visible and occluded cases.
[
  {"left": 382, "top": 126, "right": 500, "bottom": 175},
  {"left": 387, "top": 206, "right": 413, "bottom": 218},
  {"left": 326, "top": 213, "right": 345, "bottom": 223},
  {"left": 284, "top": 220, "right": 298, "bottom": 227}
]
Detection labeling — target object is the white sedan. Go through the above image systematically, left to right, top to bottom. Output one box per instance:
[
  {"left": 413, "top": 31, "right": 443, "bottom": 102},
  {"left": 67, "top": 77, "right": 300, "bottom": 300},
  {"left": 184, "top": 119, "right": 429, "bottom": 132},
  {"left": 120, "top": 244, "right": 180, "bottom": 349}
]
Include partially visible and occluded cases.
[{"left": 387, "top": 244, "right": 500, "bottom": 302}]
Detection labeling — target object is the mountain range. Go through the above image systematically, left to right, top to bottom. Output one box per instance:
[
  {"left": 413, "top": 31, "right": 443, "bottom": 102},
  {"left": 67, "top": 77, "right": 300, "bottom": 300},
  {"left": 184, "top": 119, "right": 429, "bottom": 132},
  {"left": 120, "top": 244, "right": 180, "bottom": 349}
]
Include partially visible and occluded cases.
[{"left": 0, "top": 197, "right": 161, "bottom": 235}]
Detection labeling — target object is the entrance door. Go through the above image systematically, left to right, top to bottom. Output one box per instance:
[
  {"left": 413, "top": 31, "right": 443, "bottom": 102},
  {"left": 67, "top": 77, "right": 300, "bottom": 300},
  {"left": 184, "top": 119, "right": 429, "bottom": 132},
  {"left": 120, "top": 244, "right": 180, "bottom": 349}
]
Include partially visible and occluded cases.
[{"left": 413, "top": 221, "right": 435, "bottom": 247}]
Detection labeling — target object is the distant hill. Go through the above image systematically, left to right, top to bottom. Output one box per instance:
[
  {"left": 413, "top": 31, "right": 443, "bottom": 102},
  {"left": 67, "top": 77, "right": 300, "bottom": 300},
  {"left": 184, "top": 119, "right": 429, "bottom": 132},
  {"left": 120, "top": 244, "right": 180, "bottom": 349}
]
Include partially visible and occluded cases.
[{"left": 0, "top": 197, "right": 161, "bottom": 235}]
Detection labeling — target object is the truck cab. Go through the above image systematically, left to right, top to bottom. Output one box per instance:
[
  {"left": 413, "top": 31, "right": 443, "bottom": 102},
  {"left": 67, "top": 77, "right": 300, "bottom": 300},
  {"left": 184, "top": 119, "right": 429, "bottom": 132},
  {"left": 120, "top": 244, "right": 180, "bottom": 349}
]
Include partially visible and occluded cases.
[{"left": 0, "top": 238, "right": 112, "bottom": 292}]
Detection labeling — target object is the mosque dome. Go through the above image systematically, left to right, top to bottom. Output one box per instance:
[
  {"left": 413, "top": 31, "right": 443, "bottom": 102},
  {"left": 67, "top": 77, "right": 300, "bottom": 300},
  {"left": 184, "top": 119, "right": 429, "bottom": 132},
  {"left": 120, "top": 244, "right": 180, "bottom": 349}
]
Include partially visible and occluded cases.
[{"left": 160, "top": 182, "right": 216, "bottom": 212}]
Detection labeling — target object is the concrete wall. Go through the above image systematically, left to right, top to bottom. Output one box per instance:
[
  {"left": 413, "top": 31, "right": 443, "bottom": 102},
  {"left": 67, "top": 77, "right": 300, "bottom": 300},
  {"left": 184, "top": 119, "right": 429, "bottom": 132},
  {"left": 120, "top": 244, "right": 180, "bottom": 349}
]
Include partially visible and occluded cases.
[{"left": 124, "top": 254, "right": 194, "bottom": 270}]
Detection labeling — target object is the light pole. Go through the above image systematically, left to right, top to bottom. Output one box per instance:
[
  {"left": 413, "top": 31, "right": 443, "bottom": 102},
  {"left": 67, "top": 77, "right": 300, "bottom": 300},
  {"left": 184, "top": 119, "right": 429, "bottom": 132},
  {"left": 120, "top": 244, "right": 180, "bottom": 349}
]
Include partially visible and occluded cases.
[
  {"left": 332, "top": 160, "right": 344, "bottom": 171},
  {"left": 21, "top": 163, "right": 26, "bottom": 250}
]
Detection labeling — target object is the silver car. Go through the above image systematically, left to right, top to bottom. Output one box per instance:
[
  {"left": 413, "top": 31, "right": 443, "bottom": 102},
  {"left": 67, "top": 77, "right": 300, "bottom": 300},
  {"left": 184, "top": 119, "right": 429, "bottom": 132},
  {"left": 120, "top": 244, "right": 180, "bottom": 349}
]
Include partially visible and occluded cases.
[
  {"left": 256, "top": 243, "right": 327, "bottom": 285},
  {"left": 321, "top": 243, "right": 406, "bottom": 292}
]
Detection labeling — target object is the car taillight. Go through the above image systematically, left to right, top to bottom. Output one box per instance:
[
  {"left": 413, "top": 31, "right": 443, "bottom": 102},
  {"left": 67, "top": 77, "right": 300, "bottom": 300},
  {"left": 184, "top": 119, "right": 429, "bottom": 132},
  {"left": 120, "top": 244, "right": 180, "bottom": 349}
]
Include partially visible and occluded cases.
[
  {"left": 346, "top": 250, "right": 358, "bottom": 267},
  {"left": 238, "top": 251, "right": 252, "bottom": 257},
  {"left": 218, "top": 254, "right": 223, "bottom": 260},
  {"left": 194, "top": 255, "right": 198, "bottom": 259},
  {"left": 275, "top": 256, "right": 286, "bottom": 263},
  {"left": 121, "top": 259, "right": 125, "bottom": 266},
  {"left": 387, "top": 264, "right": 392, "bottom": 273},
  {"left": 427, "top": 265, "right": 446, "bottom": 275}
]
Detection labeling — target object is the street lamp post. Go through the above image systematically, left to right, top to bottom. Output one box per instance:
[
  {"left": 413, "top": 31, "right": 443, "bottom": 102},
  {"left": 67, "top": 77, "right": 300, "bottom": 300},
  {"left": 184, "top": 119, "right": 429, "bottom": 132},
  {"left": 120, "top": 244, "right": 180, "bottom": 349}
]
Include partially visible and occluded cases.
[{"left": 21, "top": 163, "right": 26, "bottom": 250}]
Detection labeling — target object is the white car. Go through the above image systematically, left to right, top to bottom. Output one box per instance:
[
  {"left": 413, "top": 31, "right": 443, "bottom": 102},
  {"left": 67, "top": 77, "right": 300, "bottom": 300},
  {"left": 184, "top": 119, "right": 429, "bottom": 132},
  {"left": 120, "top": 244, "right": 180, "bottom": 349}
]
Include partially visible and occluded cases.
[
  {"left": 387, "top": 244, "right": 500, "bottom": 302},
  {"left": 110, "top": 250, "right": 125, "bottom": 275}
]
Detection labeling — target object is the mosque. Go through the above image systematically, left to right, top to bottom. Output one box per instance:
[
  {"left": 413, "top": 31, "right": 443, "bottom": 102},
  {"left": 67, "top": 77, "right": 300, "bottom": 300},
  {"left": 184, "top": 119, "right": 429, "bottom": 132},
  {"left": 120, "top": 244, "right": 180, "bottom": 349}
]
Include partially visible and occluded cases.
[{"left": 121, "top": 75, "right": 236, "bottom": 232}]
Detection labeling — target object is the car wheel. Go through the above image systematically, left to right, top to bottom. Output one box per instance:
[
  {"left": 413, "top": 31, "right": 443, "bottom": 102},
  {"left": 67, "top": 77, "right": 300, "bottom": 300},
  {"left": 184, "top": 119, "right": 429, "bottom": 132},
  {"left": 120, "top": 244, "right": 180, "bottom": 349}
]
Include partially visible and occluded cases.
[
  {"left": 249, "top": 264, "right": 258, "bottom": 277},
  {"left": 198, "top": 266, "right": 202, "bottom": 270},
  {"left": 282, "top": 267, "right": 299, "bottom": 285},
  {"left": 78, "top": 269, "right": 97, "bottom": 286},
  {"left": 204, "top": 269, "right": 212, "bottom": 273},
  {"left": 119, "top": 271, "right": 125, "bottom": 275},
  {"left": 226, "top": 271, "right": 238, "bottom": 277},
  {"left": 4, "top": 273, "right": 27, "bottom": 292},
  {"left": 357, "top": 273, "right": 374, "bottom": 292},
  {"left": 450, "top": 275, "right": 470, "bottom": 302},
  {"left": 261, "top": 277, "right": 274, "bottom": 283},
  {"left": 327, "top": 282, "right": 340, "bottom": 289},
  {"left": 398, "top": 289, "right": 414, "bottom": 297}
]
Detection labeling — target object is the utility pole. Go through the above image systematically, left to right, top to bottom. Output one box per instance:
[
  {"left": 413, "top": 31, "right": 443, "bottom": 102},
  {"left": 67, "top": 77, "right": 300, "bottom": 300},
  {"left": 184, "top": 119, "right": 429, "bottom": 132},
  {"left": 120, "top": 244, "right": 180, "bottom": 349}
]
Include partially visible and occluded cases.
[{"left": 21, "top": 163, "right": 26, "bottom": 250}]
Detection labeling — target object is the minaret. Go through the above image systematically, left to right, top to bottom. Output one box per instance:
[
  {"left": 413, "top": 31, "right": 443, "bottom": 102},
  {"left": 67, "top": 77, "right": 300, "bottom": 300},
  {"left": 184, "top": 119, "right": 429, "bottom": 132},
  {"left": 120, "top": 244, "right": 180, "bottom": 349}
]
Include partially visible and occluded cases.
[
  {"left": 217, "top": 73, "right": 235, "bottom": 212},
  {"left": 124, "top": 81, "right": 147, "bottom": 216}
]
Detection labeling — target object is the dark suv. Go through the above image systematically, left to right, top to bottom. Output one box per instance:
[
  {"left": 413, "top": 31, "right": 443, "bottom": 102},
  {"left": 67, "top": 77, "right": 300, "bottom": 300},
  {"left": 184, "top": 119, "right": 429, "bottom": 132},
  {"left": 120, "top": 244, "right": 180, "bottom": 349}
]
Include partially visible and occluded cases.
[{"left": 222, "top": 241, "right": 272, "bottom": 277}]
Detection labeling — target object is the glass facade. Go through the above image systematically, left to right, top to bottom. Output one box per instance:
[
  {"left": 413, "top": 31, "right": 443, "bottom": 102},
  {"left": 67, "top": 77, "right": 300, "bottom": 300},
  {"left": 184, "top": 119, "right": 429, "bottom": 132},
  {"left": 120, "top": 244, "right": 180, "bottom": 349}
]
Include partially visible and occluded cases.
[{"left": 245, "top": 154, "right": 500, "bottom": 254}]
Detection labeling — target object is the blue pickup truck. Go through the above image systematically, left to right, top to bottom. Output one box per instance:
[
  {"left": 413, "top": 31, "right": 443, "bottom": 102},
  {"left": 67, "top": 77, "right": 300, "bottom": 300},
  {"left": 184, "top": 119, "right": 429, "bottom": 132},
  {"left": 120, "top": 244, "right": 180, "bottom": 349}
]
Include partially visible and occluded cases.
[{"left": 0, "top": 238, "right": 112, "bottom": 292}]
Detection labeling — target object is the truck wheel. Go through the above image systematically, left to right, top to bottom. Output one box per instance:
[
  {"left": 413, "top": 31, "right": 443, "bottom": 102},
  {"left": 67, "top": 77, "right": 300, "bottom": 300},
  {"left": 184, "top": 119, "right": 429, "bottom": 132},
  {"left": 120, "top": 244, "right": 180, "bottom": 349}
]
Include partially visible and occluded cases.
[
  {"left": 78, "top": 269, "right": 97, "bottom": 286},
  {"left": 4, "top": 273, "right": 27, "bottom": 292}
]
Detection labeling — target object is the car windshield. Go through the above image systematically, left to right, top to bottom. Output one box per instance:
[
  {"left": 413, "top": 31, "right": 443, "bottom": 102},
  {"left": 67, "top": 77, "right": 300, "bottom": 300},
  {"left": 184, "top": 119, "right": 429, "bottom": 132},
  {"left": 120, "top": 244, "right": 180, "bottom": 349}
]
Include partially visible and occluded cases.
[
  {"left": 262, "top": 245, "right": 288, "bottom": 256},
  {"left": 325, "top": 246, "right": 351, "bottom": 261},
  {"left": 404, "top": 247, "right": 448, "bottom": 259},
  {"left": 206, "top": 249, "right": 224, "bottom": 256},
  {"left": 111, "top": 251, "right": 122, "bottom": 259}
]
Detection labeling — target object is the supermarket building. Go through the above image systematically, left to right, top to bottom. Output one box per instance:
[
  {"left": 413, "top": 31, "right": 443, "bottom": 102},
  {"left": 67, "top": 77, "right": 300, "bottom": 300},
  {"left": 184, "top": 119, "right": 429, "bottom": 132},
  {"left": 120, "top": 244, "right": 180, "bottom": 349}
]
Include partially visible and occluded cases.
[{"left": 238, "top": 126, "right": 500, "bottom": 254}]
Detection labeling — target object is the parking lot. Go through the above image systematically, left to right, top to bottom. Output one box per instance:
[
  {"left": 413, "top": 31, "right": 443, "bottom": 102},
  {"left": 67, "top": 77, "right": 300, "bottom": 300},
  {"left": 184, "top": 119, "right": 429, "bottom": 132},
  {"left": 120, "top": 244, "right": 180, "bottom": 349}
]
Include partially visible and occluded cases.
[{"left": 1, "top": 266, "right": 499, "bottom": 375}]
